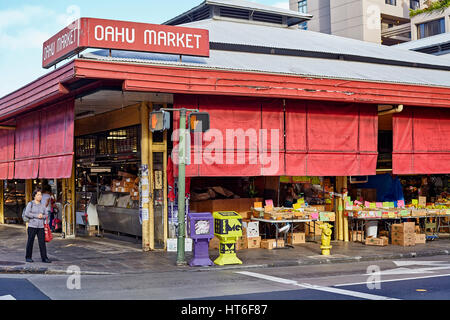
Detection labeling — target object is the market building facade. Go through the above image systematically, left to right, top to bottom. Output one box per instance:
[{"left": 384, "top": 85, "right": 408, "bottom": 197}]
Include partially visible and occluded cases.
[{"left": 0, "top": 0, "right": 449, "bottom": 253}]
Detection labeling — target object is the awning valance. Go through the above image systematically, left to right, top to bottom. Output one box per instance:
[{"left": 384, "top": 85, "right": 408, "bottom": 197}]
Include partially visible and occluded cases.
[
  {"left": 173, "top": 95, "right": 378, "bottom": 177},
  {"left": 12, "top": 100, "right": 74, "bottom": 180},
  {"left": 39, "top": 100, "right": 74, "bottom": 178},
  {"left": 285, "top": 100, "right": 378, "bottom": 176},
  {"left": 393, "top": 107, "right": 450, "bottom": 174},
  {"left": 0, "top": 129, "right": 15, "bottom": 180}
]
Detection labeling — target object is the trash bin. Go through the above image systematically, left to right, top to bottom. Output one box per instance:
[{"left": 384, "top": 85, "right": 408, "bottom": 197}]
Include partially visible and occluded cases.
[
  {"left": 213, "top": 211, "right": 243, "bottom": 266},
  {"left": 187, "top": 212, "right": 214, "bottom": 267},
  {"left": 365, "top": 221, "right": 378, "bottom": 238}
]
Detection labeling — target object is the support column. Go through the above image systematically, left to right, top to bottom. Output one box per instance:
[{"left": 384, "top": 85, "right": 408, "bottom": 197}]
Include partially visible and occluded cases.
[
  {"left": 140, "top": 101, "right": 151, "bottom": 251},
  {"left": 148, "top": 103, "right": 155, "bottom": 250},
  {"left": 162, "top": 104, "right": 168, "bottom": 250},
  {"left": 335, "top": 176, "right": 345, "bottom": 241},
  {"left": 342, "top": 177, "right": 349, "bottom": 242},
  {"left": 25, "top": 180, "right": 32, "bottom": 229},
  {"left": 25, "top": 180, "right": 32, "bottom": 204},
  {"left": 0, "top": 181, "right": 4, "bottom": 224}
]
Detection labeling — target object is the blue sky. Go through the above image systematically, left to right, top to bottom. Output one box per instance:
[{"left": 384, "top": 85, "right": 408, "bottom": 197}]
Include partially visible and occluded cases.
[{"left": 0, "top": 0, "right": 290, "bottom": 98}]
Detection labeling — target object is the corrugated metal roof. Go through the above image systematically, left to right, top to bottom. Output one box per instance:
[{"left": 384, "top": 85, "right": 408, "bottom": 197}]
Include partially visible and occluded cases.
[
  {"left": 164, "top": 0, "right": 311, "bottom": 25},
  {"left": 205, "top": 0, "right": 311, "bottom": 19},
  {"left": 179, "top": 19, "right": 450, "bottom": 68},
  {"left": 394, "top": 32, "right": 450, "bottom": 50},
  {"left": 81, "top": 48, "right": 450, "bottom": 88}
]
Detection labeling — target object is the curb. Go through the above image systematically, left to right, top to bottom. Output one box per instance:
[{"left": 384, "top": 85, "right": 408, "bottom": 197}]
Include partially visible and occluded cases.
[
  {"left": 117, "top": 248, "right": 450, "bottom": 274},
  {"left": 1, "top": 249, "right": 449, "bottom": 275},
  {"left": 0, "top": 266, "right": 116, "bottom": 276}
]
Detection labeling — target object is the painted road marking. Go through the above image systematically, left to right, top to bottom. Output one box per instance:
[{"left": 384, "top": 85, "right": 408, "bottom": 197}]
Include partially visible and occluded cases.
[
  {"left": 236, "top": 271, "right": 399, "bottom": 300},
  {"left": 335, "top": 272, "right": 450, "bottom": 287},
  {"left": 0, "top": 295, "right": 16, "bottom": 300}
]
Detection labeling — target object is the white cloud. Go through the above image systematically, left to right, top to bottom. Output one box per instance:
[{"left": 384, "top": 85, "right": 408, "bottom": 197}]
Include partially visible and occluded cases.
[
  {"left": 272, "top": 2, "right": 290, "bottom": 10},
  {"left": 0, "top": 5, "right": 80, "bottom": 50}
]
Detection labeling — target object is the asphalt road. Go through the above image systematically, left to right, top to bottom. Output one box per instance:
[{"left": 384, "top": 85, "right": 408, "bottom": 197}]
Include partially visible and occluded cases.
[{"left": 1, "top": 255, "right": 450, "bottom": 301}]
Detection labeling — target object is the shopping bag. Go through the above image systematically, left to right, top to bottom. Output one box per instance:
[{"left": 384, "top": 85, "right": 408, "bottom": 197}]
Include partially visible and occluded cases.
[{"left": 44, "top": 217, "right": 53, "bottom": 242}]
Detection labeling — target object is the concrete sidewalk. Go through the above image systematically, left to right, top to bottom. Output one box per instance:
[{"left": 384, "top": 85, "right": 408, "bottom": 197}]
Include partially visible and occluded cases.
[{"left": 0, "top": 224, "right": 449, "bottom": 275}]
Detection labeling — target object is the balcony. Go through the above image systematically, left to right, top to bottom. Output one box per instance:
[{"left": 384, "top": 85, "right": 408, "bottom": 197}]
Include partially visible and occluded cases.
[{"left": 381, "top": 22, "right": 411, "bottom": 45}]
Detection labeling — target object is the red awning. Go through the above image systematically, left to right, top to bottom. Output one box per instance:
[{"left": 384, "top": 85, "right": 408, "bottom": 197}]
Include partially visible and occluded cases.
[
  {"left": 173, "top": 95, "right": 285, "bottom": 177},
  {"left": 173, "top": 95, "right": 377, "bottom": 177},
  {"left": 13, "top": 100, "right": 74, "bottom": 180},
  {"left": 39, "top": 100, "right": 74, "bottom": 178},
  {"left": 284, "top": 100, "right": 378, "bottom": 176},
  {"left": 393, "top": 107, "right": 450, "bottom": 174},
  {"left": 14, "top": 111, "right": 40, "bottom": 179},
  {"left": 0, "top": 129, "right": 15, "bottom": 179}
]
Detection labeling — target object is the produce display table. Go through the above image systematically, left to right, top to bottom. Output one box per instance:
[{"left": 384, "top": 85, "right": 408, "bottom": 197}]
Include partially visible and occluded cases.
[
  {"left": 348, "top": 213, "right": 450, "bottom": 243},
  {"left": 251, "top": 217, "right": 318, "bottom": 248}
]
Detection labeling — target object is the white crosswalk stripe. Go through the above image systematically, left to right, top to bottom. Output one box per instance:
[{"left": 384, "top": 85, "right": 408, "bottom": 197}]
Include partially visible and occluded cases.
[{"left": 236, "top": 271, "right": 399, "bottom": 300}]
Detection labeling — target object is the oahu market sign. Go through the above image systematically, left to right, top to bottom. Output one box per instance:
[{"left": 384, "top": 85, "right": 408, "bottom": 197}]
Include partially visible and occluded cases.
[{"left": 42, "top": 17, "right": 210, "bottom": 69}]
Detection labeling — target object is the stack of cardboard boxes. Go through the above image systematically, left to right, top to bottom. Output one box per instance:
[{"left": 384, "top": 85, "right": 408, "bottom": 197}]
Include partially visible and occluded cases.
[
  {"left": 111, "top": 171, "right": 140, "bottom": 201},
  {"left": 209, "top": 221, "right": 261, "bottom": 251},
  {"left": 239, "top": 221, "right": 261, "bottom": 250},
  {"left": 391, "top": 222, "right": 416, "bottom": 246},
  {"left": 415, "top": 225, "right": 427, "bottom": 244},
  {"left": 287, "top": 232, "right": 306, "bottom": 245},
  {"left": 261, "top": 238, "right": 285, "bottom": 250}
]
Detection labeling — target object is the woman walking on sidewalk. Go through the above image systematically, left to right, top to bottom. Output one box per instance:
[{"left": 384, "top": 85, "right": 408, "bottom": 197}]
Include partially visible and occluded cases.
[{"left": 24, "top": 188, "right": 51, "bottom": 263}]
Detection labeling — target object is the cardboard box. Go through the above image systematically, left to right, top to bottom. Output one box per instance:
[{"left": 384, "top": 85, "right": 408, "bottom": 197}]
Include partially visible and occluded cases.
[
  {"left": 190, "top": 198, "right": 263, "bottom": 213},
  {"left": 310, "top": 205, "right": 325, "bottom": 212},
  {"left": 238, "top": 211, "right": 251, "bottom": 219},
  {"left": 244, "top": 221, "right": 260, "bottom": 238},
  {"left": 305, "top": 221, "right": 322, "bottom": 236},
  {"left": 391, "top": 222, "right": 415, "bottom": 234},
  {"left": 403, "top": 222, "right": 415, "bottom": 233},
  {"left": 350, "top": 230, "right": 364, "bottom": 242},
  {"left": 378, "top": 230, "right": 389, "bottom": 237},
  {"left": 287, "top": 232, "right": 305, "bottom": 244},
  {"left": 391, "top": 232, "right": 416, "bottom": 241},
  {"left": 415, "top": 233, "right": 426, "bottom": 244},
  {"left": 209, "top": 236, "right": 220, "bottom": 250},
  {"left": 246, "top": 236, "right": 261, "bottom": 249},
  {"left": 365, "top": 236, "right": 389, "bottom": 246},
  {"left": 236, "top": 237, "right": 248, "bottom": 250},
  {"left": 392, "top": 238, "right": 415, "bottom": 246},
  {"left": 261, "top": 239, "right": 284, "bottom": 250}
]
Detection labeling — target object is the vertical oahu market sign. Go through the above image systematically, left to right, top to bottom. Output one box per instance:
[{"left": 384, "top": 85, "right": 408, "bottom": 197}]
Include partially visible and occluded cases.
[{"left": 42, "top": 18, "right": 210, "bottom": 68}]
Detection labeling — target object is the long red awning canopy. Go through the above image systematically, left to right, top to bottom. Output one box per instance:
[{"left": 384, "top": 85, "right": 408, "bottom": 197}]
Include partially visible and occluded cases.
[
  {"left": 173, "top": 94, "right": 378, "bottom": 177},
  {"left": 0, "top": 100, "right": 74, "bottom": 180},
  {"left": 393, "top": 107, "right": 450, "bottom": 174}
]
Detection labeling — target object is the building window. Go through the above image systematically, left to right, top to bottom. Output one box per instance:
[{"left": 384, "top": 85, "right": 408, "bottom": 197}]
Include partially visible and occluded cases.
[
  {"left": 298, "top": 0, "right": 307, "bottom": 14},
  {"left": 385, "top": 0, "right": 396, "bottom": 5},
  {"left": 410, "top": 0, "right": 420, "bottom": 10},
  {"left": 417, "top": 18, "right": 445, "bottom": 39}
]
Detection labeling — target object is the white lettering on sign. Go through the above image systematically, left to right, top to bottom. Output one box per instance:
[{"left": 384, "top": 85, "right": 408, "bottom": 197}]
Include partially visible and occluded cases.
[
  {"left": 94, "top": 25, "right": 135, "bottom": 43},
  {"left": 43, "top": 28, "right": 76, "bottom": 62},
  {"left": 56, "top": 29, "right": 75, "bottom": 52},
  {"left": 144, "top": 30, "right": 202, "bottom": 49},
  {"left": 43, "top": 42, "right": 55, "bottom": 61}
]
